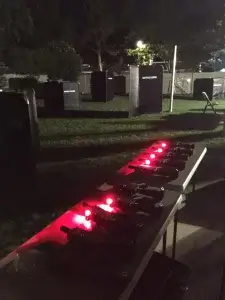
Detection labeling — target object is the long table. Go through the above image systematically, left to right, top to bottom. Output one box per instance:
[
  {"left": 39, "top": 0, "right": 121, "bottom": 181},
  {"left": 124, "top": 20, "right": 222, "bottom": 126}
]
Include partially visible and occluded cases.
[
  {"left": 0, "top": 142, "right": 207, "bottom": 300},
  {"left": 0, "top": 192, "right": 183, "bottom": 300}
]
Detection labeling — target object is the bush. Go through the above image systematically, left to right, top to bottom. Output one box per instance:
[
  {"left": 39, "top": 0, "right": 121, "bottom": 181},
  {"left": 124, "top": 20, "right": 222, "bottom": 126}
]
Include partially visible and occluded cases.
[
  {"left": 37, "top": 41, "right": 82, "bottom": 81},
  {"left": 4, "top": 42, "right": 82, "bottom": 82},
  {"left": 4, "top": 47, "right": 38, "bottom": 76},
  {"left": 8, "top": 76, "right": 38, "bottom": 90}
]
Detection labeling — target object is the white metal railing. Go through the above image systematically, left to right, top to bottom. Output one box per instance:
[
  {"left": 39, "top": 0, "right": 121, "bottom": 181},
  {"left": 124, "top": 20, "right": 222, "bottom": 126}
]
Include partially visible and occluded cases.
[{"left": 78, "top": 71, "right": 225, "bottom": 96}]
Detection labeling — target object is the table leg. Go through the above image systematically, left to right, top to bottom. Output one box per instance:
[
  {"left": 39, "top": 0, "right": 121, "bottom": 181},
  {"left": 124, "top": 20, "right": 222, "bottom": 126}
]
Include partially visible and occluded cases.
[
  {"left": 172, "top": 211, "right": 179, "bottom": 260},
  {"left": 162, "top": 231, "right": 167, "bottom": 256}
]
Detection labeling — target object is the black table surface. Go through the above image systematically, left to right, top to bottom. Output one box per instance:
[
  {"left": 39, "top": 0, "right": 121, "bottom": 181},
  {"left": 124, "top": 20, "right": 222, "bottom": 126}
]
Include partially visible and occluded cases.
[
  {"left": 112, "top": 144, "right": 206, "bottom": 194},
  {"left": 0, "top": 191, "right": 183, "bottom": 300}
]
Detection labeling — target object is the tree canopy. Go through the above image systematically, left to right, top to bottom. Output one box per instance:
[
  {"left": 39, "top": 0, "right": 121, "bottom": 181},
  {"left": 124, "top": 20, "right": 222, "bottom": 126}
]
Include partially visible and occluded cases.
[{"left": 0, "top": 0, "right": 223, "bottom": 73}]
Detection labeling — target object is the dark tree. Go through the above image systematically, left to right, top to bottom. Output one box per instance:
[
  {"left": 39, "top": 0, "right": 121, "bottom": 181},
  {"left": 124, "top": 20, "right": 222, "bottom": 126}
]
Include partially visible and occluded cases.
[
  {"left": 0, "top": 0, "right": 33, "bottom": 48},
  {"left": 129, "top": 0, "right": 221, "bottom": 70},
  {"left": 36, "top": 41, "right": 82, "bottom": 81}
]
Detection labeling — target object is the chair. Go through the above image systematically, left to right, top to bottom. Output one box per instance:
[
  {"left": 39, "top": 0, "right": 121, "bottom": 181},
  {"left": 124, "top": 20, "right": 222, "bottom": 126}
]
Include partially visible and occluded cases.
[{"left": 202, "top": 91, "right": 218, "bottom": 114}]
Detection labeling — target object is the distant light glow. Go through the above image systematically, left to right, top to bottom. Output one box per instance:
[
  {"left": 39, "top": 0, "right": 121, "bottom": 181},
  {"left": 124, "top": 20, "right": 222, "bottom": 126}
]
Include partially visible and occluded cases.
[
  {"left": 136, "top": 40, "right": 146, "bottom": 49},
  {"left": 161, "top": 142, "right": 167, "bottom": 148},
  {"left": 157, "top": 148, "right": 163, "bottom": 153},
  {"left": 150, "top": 154, "right": 156, "bottom": 159}
]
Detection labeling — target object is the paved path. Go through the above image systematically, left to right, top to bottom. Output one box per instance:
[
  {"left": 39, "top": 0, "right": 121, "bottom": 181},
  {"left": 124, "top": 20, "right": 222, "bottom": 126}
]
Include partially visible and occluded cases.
[{"left": 156, "top": 154, "right": 225, "bottom": 299}]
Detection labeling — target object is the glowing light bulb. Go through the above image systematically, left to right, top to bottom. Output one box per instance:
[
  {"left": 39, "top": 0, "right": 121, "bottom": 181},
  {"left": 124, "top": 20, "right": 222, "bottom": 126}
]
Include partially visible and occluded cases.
[
  {"left": 161, "top": 142, "right": 167, "bottom": 148},
  {"left": 150, "top": 154, "right": 156, "bottom": 159}
]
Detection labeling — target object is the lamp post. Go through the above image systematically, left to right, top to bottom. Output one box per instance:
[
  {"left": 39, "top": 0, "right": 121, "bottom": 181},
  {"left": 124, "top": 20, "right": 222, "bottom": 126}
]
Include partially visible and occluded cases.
[
  {"left": 136, "top": 40, "right": 146, "bottom": 49},
  {"left": 136, "top": 40, "right": 148, "bottom": 65}
]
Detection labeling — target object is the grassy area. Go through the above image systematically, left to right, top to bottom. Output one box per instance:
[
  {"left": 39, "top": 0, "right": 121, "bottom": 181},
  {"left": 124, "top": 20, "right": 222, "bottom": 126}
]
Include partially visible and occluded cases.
[
  {"left": 79, "top": 96, "right": 225, "bottom": 112},
  {"left": 1, "top": 97, "right": 225, "bottom": 258},
  {"left": 40, "top": 98, "right": 225, "bottom": 149}
]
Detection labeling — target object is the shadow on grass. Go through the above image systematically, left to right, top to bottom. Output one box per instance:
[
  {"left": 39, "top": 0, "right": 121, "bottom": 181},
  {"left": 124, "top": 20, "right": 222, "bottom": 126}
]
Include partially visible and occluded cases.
[
  {"left": 163, "top": 94, "right": 193, "bottom": 100},
  {"left": 191, "top": 107, "right": 225, "bottom": 113},
  {"left": 38, "top": 109, "right": 128, "bottom": 119},
  {"left": 102, "top": 113, "right": 221, "bottom": 131},
  {"left": 158, "top": 113, "right": 221, "bottom": 131},
  {"left": 100, "top": 119, "right": 163, "bottom": 126},
  {"left": 40, "top": 128, "right": 157, "bottom": 142},
  {"left": 40, "top": 130, "right": 223, "bottom": 163},
  {"left": 40, "top": 140, "right": 149, "bottom": 162}
]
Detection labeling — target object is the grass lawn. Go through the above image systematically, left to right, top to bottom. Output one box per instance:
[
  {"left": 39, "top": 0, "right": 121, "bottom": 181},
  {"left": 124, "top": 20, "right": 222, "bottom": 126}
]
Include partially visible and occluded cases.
[
  {"left": 79, "top": 95, "right": 225, "bottom": 112},
  {"left": 1, "top": 97, "right": 225, "bottom": 258}
]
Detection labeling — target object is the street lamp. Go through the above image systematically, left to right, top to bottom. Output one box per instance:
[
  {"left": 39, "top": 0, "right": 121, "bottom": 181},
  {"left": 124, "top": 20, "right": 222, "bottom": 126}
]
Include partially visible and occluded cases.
[{"left": 136, "top": 40, "right": 146, "bottom": 49}]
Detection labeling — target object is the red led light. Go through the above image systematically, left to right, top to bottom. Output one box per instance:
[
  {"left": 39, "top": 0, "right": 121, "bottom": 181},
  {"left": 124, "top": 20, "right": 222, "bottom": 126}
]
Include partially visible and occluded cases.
[
  {"left": 161, "top": 142, "right": 167, "bottom": 148},
  {"left": 157, "top": 148, "right": 163, "bottom": 153},
  {"left": 150, "top": 153, "right": 156, "bottom": 159},
  {"left": 145, "top": 159, "right": 151, "bottom": 165},
  {"left": 97, "top": 196, "right": 115, "bottom": 213},
  {"left": 106, "top": 197, "right": 113, "bottom": 206},
  {"left": 98, "top": 203, "right": 114, "bottom": 213},
  {"left": 84, "top": 209, "right": 91, "bottom": 217},
  {"left": 73, "top": 214, "right": 93, "bottom": 230},
  {"left": 74, "top": 214, "right": 85, "bottom": 224},
  {"left": 83, "top": 220, "right": 92, "bottom": 230}
]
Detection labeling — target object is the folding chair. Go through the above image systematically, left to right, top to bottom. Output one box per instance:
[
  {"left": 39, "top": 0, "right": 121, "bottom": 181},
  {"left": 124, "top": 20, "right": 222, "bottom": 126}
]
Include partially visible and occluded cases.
[{"left": 202, "top": 91, "right": 218, "bottom": 115}]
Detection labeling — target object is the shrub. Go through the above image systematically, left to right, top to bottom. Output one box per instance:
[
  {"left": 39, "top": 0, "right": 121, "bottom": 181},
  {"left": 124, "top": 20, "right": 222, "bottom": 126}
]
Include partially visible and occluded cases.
[
  {"left": 37, "top": 41, "right": 82, "bottom": 81},
  {"left": 8, "top": 76, "right": 38, "bottom": 90}
]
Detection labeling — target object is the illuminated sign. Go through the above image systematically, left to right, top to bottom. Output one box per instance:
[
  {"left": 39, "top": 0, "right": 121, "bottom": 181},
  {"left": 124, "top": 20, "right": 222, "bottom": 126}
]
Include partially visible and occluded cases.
[{"left": 142, "top": 76, "right": 158, "bottom": 80}]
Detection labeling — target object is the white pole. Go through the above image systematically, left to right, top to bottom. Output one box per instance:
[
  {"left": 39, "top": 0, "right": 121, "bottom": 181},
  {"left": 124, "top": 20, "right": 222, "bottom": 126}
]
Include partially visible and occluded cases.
[{"left": 169, "top": 45, "right": 177, "bottom": 112}]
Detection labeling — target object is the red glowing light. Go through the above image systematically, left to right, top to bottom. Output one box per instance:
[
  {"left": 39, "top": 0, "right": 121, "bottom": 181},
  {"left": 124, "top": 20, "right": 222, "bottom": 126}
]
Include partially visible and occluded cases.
[
  {"left": 161, "top": 142, "right": 167, "bottom": 148},
  {"left": 157, "top": 148, "right": 163, "bottom": 153},
  {"left": 150, "top": 153, "right": 156, "bottom": 159},
  {"left": 145, "top": 159, "right": 151, "bottom": 165},
  {"left": 106, "top": 197, "right": 113, "bottom": 206},
  {"left": 98, "top": 203, "right": 114, "bottom": 213},
  {"left": 84, "top": 209, "right": 91, "bottom": 217},
  {"left": 73, "top": 214, "right": 92, "bottom": 230},
  {"left": 74, "top": 215, "right": 85, "bottom": 224},
  {"left": 83, "top": 220, "right": 92, "bottom": 230}
]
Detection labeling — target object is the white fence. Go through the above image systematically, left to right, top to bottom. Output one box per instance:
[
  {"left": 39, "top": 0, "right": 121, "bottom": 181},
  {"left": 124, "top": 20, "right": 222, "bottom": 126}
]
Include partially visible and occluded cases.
[
  {"left": 5, "top": 71, "right": 225, "bottom": 97},
  {"left": 78, "top": 71, "right": 225, "bottom": 96}
]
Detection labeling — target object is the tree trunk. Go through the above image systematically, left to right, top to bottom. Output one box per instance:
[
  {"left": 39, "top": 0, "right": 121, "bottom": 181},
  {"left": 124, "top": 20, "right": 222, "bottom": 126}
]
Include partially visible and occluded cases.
[{"left": 97, "top": 47, "right": 103, "bottom": 71}]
